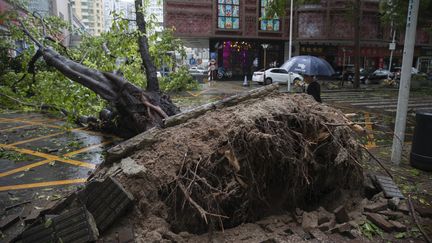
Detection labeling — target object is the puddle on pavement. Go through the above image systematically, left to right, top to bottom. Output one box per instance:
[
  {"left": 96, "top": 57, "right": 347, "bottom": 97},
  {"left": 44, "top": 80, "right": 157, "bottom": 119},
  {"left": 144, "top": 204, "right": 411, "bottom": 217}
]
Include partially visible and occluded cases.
[{"left": 0, "top": 112, "right": 122, "bottom": 211}]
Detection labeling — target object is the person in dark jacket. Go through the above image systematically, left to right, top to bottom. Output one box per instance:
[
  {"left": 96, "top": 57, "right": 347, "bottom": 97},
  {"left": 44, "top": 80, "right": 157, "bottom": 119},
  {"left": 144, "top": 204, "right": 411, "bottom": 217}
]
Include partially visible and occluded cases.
[{"left": 305, "top": 75, "right": 322, "bottom": 103}]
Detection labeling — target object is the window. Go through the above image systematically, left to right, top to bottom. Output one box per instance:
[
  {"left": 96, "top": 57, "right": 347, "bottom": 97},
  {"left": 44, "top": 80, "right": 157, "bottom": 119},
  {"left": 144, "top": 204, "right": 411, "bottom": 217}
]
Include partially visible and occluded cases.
[
  {"left": 217, "top": 0, "right": 240, "bottom": 29},
  {"left": 260, "top": 0, "right": 280, "bottom": 31}
]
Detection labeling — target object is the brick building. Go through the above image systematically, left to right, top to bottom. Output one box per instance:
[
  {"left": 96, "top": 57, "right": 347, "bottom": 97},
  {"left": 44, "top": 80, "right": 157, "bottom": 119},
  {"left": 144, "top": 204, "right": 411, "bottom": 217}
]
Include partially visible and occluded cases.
[{"left": 165, "top": 0, "right": 432, "bottom": 77}]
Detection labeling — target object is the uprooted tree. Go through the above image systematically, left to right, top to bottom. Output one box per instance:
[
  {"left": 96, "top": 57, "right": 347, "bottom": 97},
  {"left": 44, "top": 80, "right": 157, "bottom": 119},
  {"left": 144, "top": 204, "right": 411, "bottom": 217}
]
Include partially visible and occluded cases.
[{"left": 12, "top": 0, "right": 179, "bottom": 137}]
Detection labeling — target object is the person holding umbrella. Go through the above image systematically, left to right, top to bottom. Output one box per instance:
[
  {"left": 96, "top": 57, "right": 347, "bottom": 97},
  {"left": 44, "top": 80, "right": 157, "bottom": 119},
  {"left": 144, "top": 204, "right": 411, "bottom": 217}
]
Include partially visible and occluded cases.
[
  {"left": 281, "top": 55, "right": 334, "bottom": 103},
  {"left": 304, "top": 75, "right": 321, "bottom": 103}
]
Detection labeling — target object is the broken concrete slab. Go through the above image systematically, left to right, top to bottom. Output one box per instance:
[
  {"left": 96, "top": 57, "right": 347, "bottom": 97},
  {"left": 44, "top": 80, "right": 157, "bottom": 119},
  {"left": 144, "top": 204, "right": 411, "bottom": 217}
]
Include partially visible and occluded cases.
[
  {"left": 120, "top": 157, "right": 147, "bottom": 178},
  {"left": 77, "top": 176, "right": 134, "bottom": 232},
  {"left": 364, "top": 201, "right": 388, "bottom": 213},
  {"left": 333, "top": 205, "right": 350, "bottom": 223},
  {"left": 21, "top": 207, "right": 99, "bottom": 243},
  {"left": 23, "top": 209, "right": 41, "bottom": 225},
  {"left": 377, "top": 210, "right": 404, "bottom": 220},
  {"left": 302, "top": 211, "right": 318, "bottom": 229},
  {"left": 0, "top": 213, "right": 20, "bottom": 230},
  {"left": 364, "top": 213, "right": 394, "bottom": 232},
  {"left": 389, "top": 220, "right": 407, "bottom": 232},
  {"left": 330, "top": 222, "right": 351, "bottom": 234},
  {"left": 308, "top": 228, "right": 330, "bottom": 242}
]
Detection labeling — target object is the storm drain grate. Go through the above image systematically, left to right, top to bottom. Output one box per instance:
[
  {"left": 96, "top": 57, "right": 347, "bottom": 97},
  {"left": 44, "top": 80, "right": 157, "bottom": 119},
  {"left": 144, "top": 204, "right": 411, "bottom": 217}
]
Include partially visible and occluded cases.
[
  {"left": 374, "top": 175, "right": 405, "bottom": 199},
  {"left": 78, "top": 176, "right": 134, "bottom": 232},
  {"left": 21, "top": 207, "right": 99, "bottom": 243}
]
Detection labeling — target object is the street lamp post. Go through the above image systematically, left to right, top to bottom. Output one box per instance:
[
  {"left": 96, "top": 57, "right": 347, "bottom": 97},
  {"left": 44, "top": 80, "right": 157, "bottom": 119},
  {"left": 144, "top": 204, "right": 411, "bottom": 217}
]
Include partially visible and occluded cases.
[{"left": 261, "top": 44, "right": 269, "bottom": 84}]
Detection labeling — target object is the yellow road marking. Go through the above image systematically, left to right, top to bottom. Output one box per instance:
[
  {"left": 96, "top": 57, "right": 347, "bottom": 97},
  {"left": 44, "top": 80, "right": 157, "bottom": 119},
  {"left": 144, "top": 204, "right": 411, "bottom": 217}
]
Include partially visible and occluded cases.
[
  {"left": 187, "top": 89, "right": 209, "bottom": 97},
  {"left": 364, "top": 112, "right": 377, "bottom": 149},
  {"left": 0, "top": 117, "right": 63, "bottom": 129},
  {"left": 0, "top": 124, "right": 34, "bottom": 132},
  {"left": 9, "top": 127, "right": 84, "bottom": 146},
  {"left": 9, "top": 131, "right": 66, "bottom": 146},
  {"left": 63, "top": 140, "right": 112, "bottom": 157},
  {"left": 0, "top": 141, "right": 110, "bottom": 178},
  {"left": 0, "top": 144, "right": 96, "bottom": 169},
  {"left": 0, "top": 159, "right": 52, "bottom": 178},
  {"left": 0, "top": 178, "right": 87, "bottom": 191}
]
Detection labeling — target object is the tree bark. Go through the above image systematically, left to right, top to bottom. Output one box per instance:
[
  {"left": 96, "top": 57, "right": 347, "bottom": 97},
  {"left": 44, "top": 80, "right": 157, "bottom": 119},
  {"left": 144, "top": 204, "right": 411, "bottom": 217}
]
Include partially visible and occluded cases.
[{"left": 135, "top": 0, "right": 159, "bottom": 93}]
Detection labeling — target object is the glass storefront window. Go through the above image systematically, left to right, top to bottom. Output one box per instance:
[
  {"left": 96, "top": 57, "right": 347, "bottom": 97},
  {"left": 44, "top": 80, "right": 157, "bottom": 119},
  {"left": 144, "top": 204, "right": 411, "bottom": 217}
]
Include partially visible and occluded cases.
[
  {"left": 218, "top": 0, "right": 240, "bottom": 29},
  {"left": 260, "top": 0, "right": 280, "bottom": 31}
]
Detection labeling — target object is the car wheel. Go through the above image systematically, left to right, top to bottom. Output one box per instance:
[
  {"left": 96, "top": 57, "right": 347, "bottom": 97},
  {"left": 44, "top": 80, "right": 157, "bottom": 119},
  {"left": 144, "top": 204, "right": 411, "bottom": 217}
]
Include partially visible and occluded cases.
[{"left": 264, "top": 78, "right": 272, "bottom": 85}]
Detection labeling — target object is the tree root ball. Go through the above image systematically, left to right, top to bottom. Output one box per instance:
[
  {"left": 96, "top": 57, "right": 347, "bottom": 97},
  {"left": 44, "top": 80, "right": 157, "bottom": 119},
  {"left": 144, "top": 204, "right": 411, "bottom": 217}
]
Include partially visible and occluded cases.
[{"left": 104, "top": 92, "right": 364, "bottom": 235}]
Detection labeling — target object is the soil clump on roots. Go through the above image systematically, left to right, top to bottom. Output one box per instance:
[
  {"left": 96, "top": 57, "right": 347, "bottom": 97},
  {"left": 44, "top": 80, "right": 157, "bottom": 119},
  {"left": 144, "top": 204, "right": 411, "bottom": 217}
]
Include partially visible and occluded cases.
[{"left": 96, "top": 91, "right": 364, "bottom": 241}]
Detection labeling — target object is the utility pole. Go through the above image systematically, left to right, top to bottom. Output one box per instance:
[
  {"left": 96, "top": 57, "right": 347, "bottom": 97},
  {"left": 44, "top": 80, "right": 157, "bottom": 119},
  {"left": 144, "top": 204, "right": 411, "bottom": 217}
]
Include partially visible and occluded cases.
[
  {"left": 287, "top": 0, "right": 294, "bottom": 92},
  {"left": 353, "top": 0, "right": 361, "bottom": 89},
  {"left": 391, "top": 0, "right": 420, "bottom": 165}
]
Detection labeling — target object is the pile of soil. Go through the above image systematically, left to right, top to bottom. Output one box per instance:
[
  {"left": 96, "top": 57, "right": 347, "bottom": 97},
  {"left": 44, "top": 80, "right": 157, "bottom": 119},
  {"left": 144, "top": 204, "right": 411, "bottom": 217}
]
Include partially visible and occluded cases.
[{"left": 96, "top": 91, "right": 364, "bottom": 240}]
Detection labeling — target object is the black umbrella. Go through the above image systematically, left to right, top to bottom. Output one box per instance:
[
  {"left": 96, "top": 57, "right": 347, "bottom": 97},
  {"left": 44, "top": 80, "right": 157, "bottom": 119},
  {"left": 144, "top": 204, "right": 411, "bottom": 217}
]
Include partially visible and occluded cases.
[{"left": 281, "top": 55, "right": 335, "bottom": 76}]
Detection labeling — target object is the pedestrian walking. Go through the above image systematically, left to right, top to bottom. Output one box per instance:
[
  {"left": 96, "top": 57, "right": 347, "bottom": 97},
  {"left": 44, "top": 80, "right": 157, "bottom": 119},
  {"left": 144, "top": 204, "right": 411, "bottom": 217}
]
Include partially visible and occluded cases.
[{"left": 305, "top": 75, "right": 322, "bottom": 103}]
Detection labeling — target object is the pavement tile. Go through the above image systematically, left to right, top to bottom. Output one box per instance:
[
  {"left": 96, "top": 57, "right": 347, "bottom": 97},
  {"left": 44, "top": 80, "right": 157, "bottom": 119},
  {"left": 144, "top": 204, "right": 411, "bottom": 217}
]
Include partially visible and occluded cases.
[
  {"left": 0, "top": 125, "right": 64, "bottom": 145},
  {"left": 15, "top": 130, "right": 116, "bottom": 156},
  {"left": 0, "top": 152, "right": 45, "bottom": 174},
  {"left": 0, "top": 162, "right": 92, "bottom": 187}
]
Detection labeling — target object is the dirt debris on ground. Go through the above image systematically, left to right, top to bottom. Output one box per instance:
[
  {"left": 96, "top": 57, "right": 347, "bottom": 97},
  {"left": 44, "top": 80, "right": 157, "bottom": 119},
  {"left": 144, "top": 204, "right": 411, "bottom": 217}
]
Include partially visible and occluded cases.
[{"left": 92, "top": 90, "right": 366, "bottom": 241}]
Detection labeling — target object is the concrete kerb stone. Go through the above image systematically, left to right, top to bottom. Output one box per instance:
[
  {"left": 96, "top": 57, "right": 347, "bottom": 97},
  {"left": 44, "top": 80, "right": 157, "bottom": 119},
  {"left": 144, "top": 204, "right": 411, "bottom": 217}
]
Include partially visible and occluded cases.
[
  {"left": 16, "top": 176, "right": 135, "bottom": 242},
  {"left": 77, "top": 176, "right": 135, "bottom": 232},
  {"left": 20, "top": 206, "right": 99, "bottom": 243}
]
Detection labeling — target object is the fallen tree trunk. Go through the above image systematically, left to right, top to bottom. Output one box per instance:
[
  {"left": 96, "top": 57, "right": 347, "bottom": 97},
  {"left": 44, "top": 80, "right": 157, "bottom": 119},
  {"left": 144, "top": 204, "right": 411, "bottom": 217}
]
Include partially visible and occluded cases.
[{"left": 20, "top": 22, "right": 179, "bottom": 137}]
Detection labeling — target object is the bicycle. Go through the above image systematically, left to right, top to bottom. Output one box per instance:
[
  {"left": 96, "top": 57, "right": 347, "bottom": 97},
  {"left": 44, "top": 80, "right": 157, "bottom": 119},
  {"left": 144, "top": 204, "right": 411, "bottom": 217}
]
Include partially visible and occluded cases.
[{"left": 217, "top": 67, "right": 233, "bottom": 80}]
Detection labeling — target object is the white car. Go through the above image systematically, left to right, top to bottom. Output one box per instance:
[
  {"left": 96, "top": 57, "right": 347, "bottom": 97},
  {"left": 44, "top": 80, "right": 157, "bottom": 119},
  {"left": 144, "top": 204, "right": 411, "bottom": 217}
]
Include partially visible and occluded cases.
[
  {"left": 189, "top": 66, "right": 207, "bottom": 75},
  {"left": 252, "top": 68, "right": 303, "bottom": 85}
]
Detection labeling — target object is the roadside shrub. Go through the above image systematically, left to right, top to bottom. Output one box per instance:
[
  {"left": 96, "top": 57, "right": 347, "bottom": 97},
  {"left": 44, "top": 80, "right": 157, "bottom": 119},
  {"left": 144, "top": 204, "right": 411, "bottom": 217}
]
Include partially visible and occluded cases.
[{"left": 160, "top": 67, "right": 199, "bottom": 92}]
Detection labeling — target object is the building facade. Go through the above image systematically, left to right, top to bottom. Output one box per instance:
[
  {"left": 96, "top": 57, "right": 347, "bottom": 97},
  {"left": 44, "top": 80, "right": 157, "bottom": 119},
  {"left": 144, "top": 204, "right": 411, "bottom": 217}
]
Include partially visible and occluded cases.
[
  {"left": 72, "top": 0, "right": 104, "bottom": 35},
  {"left": 103, "top": 0, "right": 136, "bottom": 31},
  {"left": 165, "top": 0, "right": 432, "bottom": 77}
]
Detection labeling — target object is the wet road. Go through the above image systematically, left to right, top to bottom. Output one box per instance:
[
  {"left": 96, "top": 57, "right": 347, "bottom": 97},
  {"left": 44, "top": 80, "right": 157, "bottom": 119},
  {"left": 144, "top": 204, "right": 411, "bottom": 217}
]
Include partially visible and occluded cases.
[{"left": 0, "top": 112, "right": 121, "bottom": 215}]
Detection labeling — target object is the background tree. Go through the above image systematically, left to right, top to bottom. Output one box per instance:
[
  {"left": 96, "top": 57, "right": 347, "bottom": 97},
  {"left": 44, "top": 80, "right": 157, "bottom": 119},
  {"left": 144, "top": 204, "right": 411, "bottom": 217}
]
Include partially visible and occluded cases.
[
  {"left": 0, "top": 0, "right": 196, "bottom": 137},
  {"left": 380, "top": 0, "right": 432, "bottom": 32}
]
